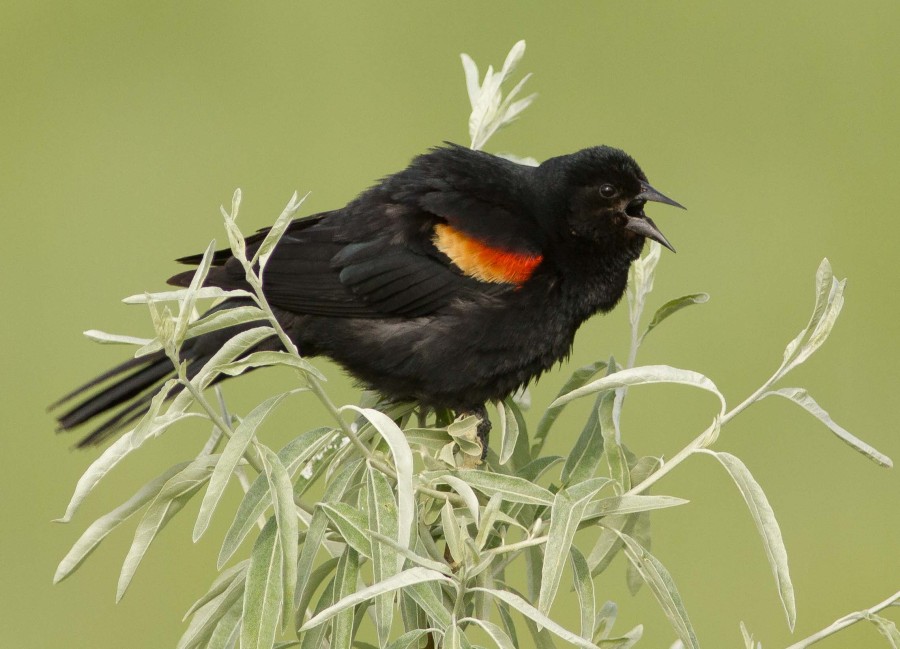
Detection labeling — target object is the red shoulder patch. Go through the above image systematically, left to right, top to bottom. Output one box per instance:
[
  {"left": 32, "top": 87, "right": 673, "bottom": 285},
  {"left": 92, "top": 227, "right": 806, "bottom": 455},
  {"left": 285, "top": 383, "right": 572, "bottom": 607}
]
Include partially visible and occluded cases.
[{"left": 433, "top": 224, "right": 543, "bottom": 285}]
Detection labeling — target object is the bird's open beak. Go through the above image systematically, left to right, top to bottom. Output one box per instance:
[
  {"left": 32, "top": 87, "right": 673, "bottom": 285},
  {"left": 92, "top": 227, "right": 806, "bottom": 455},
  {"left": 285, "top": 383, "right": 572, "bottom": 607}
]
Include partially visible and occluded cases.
[
  {"left": 624, "top": 182, "right": 684, "bottom": 252},
  {"left": 624, "top": 215, "right": 676, "bottom": 252}
]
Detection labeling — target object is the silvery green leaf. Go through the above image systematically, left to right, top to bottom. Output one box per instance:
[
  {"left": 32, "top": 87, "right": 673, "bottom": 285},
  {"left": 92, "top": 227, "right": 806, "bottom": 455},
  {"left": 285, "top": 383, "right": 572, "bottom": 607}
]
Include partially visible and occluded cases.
[
  {"left": 500, "top": 39, "right": 527, "bottom": 78},
  {"left": 460, "top": 53, "right": 481, "bottom": 108},
  {"left": 221, "top": 189, "right": 247, "bottom": 261},
  {"left": 253, "top": 191, "right": 308, "bottom": 272},
  {"left": 174, "top": 239, "right": 217, "bottom": 343},
  {"left": 627, "top": 241, "right": 662, "bottom": 329},
  {"left": 783, "top": 258, "right": 833, "bottom": 365},
  {"left": 792, "top": 277, "right": 845, "bottom": 368},
  {"left": 122, "top": 286, "right": 254, "bottom": 304},
  {"left": 642, "top": 293, "right": 709, "bottom": 340},
  {"left": 184, "top": 305, "right": 268, "bottom": 340},
  {"left": 187, "top": 326, "right": 277, "bottom": 389},
  {"left": 82, "top": 330, "right": 153, "bottom": 346},
  {"left": 218, "top": 351, "right": 328, "bottom": 381},
  {"left": 534, "top": 360, "right": 607, "bottom": 454},
  {"left": 551, "top": 364, "right": 726, "bottom": 415},
  {"left": 56, "top": 378, "right": 182, "bottom": 523},
  {"left": 763, "top": 388, "right": 892, "bottom": 467},
  {"left": 193, "top": 392, "right": 292, "bottom": 542},
  {"left": 600, "top": 392, "right": 629, "bottom": 491},
  {"left": 498, "top": 399, "right": 520, "bottom": 465},
  {"left": 562, "top": 400, "right": 607, "bottom": 486},
  {"left": 341, "top": 406, "right": 415, "bottom": 563},
  {"left": 447, "top": 415, "right": 483, "bottom": 457},
  {"left": 218, "top": 427, "right": 336, "bottom": 568},
  {"left": 404, "top": 427, "right": 453, "bottom": 452},
  {"left": 259, "top": 446, "right": 300, "bottom": 626},
  {"left": 704, "top": 450, "right": 796, "bottom": 630},
  {"left": 117, "top": 455, "right": 218, "bottom": 601},
  {"left": 516, "top": 456, "right": 565, "bottom": 483},
  {"left": 54, "top": 461, "right": 190, "bottom": 583},
  {"left": 367, "top": 467, "right": 400, "bottom": 648},
  {"left": 454, "top": 470, "right": 554, "bottom": 506},
  {"left": 432, "top": 474, "right": 481, "bottom": 526},
  {"left": 539, "top": 478, "right": 608, "bottom": 615},
  {"left": 474, "top": 493, "right": 504, "bottom": 550},
  {"left": 582, "top": 495, "right": 687, "bottom": 522},
  {"left": 441, "top": 501, "right": 465, "bottom": 564},
  {"left": 321, "top": 502, "right": 372, "bottom": 557},
  {"left": 625, "top": 510, "right": 652, "bottom": 596},
  {"left": 587, "top": 513, "right": 641, "bottom": 577},
  {"left": 241, "top": 517, "right": 283, "bottom": 649},
  {"left": 612, "top": 530, "right": 698, "bottom": 649},
  {"left": 367, "top": 531, "right": 453, "bottom": 574},
  {"left": 570, "top": 547, "right": 595, "bottom": 640},
  {"left": 331, "top": 548, "right": 360, "bottom": 649},
  {"left": 293, "top": 557, "right": 338, "bottom": 632},
  {"left": 182, "top": 561, "right": 247, "bottom": 619},
  {"left": 300, "top": 568, "right": 450, "bottom": 631},
  {"left": 177, "top": 570, "right": 245, "bottom": 649},
  {"left": 298, "top": 570, "right": 335, "bottom": 649},
  {"left": 405, "top": 578, "right": 452, "bottom": 630},
  {"left": 471, "top": 587, "right": 603, "bottom": 649},
  {"left": 204, "top": 598, "right": 242, "bottom": 649},
  {"left": 593, "top": 601, "right": 617, "bottom": 640},
  {"left": 865, "top": 613, "right": 900, "bottom": 648},
  {"left": 461, "top": 617, "right": 517, "bottom": 649},
  {"left": 739, "top": 621, "right": 755, "bottom": 649},
  {"left": 445, "top": 623, "right": 470, "bottom": 649},
  {"left": 598, "top": 626, "right": 643, "bottom": 649},
  {"left": 386, "top": 629, "right": 436, "bottom": 649}
]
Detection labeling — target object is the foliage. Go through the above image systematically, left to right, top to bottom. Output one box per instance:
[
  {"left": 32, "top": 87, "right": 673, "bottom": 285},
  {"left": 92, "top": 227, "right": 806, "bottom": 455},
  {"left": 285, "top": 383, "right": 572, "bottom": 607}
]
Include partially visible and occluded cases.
[{"left": 55, "top": 40, "right": 896, "bottom": 649}]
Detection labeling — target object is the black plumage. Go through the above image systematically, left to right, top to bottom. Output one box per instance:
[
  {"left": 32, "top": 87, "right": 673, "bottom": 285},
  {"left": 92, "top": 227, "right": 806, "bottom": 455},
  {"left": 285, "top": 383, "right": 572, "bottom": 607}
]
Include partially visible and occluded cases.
[{"left": 53, "top": 143, "right": 683, "bottom": 449}]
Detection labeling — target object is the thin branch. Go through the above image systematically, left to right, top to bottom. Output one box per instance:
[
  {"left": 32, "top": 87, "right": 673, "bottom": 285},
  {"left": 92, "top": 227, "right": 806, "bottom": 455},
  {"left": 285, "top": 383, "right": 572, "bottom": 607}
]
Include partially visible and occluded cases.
[{"left": 783, "top": 590, "right": 900, "bottom": 649}]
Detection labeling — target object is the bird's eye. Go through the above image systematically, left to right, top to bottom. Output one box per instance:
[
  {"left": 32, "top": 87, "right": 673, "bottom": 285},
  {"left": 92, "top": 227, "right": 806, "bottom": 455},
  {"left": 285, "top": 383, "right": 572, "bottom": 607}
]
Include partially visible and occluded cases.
[{"left": 599, "top": 184, "right": 618, "bottom": 198}]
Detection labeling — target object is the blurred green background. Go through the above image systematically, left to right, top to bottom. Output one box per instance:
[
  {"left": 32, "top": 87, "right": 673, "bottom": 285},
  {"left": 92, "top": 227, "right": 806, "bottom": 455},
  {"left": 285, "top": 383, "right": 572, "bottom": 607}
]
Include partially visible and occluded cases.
[{"left": 2, "top": 1, "right": 897, "bottom": 647}]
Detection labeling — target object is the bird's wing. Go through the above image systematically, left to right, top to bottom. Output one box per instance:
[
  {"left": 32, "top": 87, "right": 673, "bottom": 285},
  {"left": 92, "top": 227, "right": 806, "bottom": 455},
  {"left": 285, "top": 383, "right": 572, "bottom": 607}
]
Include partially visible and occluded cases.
[{"left": 170, "top": 145, "right": 547, "bottom": 318}]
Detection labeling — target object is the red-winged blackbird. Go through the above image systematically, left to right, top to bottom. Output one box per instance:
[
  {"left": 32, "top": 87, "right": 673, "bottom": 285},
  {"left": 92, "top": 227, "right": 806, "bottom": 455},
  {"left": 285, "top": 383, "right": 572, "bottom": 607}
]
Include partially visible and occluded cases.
[{"left": 53, "top": 143, "right": 683, "bottom": 450}]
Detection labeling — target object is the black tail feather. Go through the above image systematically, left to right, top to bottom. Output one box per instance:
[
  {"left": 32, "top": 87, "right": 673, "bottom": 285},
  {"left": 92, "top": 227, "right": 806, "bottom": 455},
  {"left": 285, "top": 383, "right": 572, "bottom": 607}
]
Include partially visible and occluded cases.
[{"left": 53, "top": 351, "right": 176, "bottom": 447}]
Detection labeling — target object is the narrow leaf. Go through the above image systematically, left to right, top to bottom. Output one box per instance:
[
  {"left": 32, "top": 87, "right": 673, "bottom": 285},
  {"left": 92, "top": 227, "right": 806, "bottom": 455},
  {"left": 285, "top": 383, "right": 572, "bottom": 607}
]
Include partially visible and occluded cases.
[
  {"left": 643, "top": 293, "right": 709, "bottom": 339},
  {"left": 82, "top": 330, "right": 152, "bottom": 346},
  {"left": 534, "top": 360, "right": 607, "bottom": 453},
  {"left": 551, "top": 365, "right": 726, "bottom": 415},
  {"left": 763, "top": 388, "right": 892, "bottom": 467},
  {"left": 194, "top": 392, "right": 292, "bottom": 542},
  {"left": 498, "top": 399, "right": 520, "bottom": 465},
  {"left": 341, "top": 406, "right": 415, "bottom": 563},
  {"left": 259, "top": 447, "right": 300, "bottom": 627},
  {"left": 704, "top": 451, "right": 796, "bottom": 630},
  {"left": 116, "top": 455, "right": 217, "bottom": 601},
  {"left": 55, "top": 462, "right": 189, "bottom": 583},
  {"left": 367, "top": 467, "right": 400, "bottom": 648},
  {"left": 454, "top": 470, "right": 554, "bottom": 505},
  {"left": 539, "top": 479, "right": 607, "bottom": 614},
  {"left": 241, "top": 517, "right": 283, "bottom": 649},
  {"left": 613, "top": 530, "right": 698, "bottom": 649},
  {"left": 570, "top": 547, "right": 596, "bottom": 641},
  {"left": 300, "top": 568, "right": 450, "bottom": 631},
  {"left": 472, "top": 587, "right": 603, "bottom": 649}
]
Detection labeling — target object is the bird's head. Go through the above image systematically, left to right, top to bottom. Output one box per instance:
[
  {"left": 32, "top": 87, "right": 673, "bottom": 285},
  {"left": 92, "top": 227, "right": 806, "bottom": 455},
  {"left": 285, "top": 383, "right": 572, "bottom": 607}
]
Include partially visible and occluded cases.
[{"left": 540, "top": 146, "right": 684, "bottom": 255}]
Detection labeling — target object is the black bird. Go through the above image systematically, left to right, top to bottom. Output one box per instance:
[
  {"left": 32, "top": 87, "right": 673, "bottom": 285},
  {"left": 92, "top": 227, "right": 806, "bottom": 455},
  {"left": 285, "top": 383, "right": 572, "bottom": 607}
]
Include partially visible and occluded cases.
[{"left": 52, "top": 144, "right": 683, "bottom": 450}]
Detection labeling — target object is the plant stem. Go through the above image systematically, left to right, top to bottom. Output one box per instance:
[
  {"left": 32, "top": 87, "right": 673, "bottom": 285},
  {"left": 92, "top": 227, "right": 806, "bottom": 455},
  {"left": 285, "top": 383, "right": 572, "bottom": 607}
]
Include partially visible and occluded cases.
[
  {"left": 625, "top": 367, "right": 785, "bottom": 496},
  {"left": 783, "top": 590, "right": 900, "bottom": 649}
]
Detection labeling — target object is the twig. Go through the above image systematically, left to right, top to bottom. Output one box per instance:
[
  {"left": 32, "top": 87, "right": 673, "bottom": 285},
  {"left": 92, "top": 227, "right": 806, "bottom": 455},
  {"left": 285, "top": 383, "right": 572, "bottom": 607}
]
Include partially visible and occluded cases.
[{"left": 783, "top": 590, "right": 900, "bottom": 649}]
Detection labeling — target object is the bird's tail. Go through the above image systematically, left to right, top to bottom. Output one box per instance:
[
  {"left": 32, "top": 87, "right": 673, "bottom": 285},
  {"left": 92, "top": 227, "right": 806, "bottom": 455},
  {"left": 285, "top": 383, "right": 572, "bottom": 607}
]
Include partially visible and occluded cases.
[{"left": 50, "top": 349, "right": 179, "bottom": 447}]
